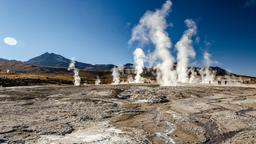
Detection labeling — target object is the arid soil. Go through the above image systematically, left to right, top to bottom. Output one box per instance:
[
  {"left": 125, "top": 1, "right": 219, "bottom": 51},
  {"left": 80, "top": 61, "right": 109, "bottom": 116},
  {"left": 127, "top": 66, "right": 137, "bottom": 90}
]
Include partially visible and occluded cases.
[{"left": 0, "top": 84, "right": 256, "bottom": 144}]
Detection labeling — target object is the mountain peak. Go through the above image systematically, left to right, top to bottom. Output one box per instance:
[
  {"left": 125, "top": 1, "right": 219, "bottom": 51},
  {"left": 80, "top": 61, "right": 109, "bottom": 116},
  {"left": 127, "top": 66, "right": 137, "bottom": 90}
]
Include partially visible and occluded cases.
[
  {"left": 26, "top": 52, "right": 92, "bottom": 68},
  {"left": 26, "top": 52, "right": 116, "bottom": 70},
  {"left": 27, "top": 52, "right": 66, "bottom": 68},
  {"left": 41, "top": 52, "right": 62, "bottom": 58}
]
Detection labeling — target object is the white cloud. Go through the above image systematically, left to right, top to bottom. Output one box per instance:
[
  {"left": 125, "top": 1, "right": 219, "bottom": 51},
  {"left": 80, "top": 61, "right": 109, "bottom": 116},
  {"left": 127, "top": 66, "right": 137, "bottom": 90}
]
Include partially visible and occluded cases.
[{"left": 3, "top": 37, "right": 18, "bottom": 46}]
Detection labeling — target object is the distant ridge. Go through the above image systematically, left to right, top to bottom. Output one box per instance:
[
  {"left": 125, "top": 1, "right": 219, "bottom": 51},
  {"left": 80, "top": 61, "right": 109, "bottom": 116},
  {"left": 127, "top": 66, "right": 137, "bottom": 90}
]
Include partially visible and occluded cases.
[
  {"left": 0, "top": 52, "right": 253, "bottom": 78},
  {"left": 26, "top": 52, "right": 116, "bottom": 71}
]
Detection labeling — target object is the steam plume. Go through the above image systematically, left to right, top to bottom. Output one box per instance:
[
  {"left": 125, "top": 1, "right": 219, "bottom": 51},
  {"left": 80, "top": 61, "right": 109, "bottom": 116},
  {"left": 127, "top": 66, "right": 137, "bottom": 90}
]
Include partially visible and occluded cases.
[
  {"left": 130, "top": 0, "right": 177, "bottom": 86},
  {"left": 176, "top": 19, "right": 197, "bottom": 83},
  {"left": 133, "top": 48, "right": 145, "bottom": 83},
  {"left": 201, "top": 51, "right": 215, "bottom": 84},
  {"left": 203, "top": 51, "right": 211, "bottom": 68},
  {"left": 68, "top": 57, "right": 81, "bottom": 86},
  {"left": 112, "top": 67, "right": 120, "bottom": 85},
  {"left": 188, "top": 68, "right": 197, "bottom": 83},
  {"left": 127, "top": 75, "right": 134, "bottom": 83},
  {"left": 95, "top": 76, "right": 101, "bottom": 85}
]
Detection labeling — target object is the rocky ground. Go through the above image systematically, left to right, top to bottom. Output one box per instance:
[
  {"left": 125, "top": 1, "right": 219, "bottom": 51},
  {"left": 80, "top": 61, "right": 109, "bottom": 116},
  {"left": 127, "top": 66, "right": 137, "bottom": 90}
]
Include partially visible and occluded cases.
[{"left": 0, "top": 84, "right": 256, "bottom": 144}]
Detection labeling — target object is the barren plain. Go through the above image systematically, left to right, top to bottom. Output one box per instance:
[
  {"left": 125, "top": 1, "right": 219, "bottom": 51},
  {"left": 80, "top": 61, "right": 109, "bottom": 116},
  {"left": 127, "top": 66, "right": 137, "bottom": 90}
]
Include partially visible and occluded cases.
[{"left": 0, "top": 84, "right": 256, "bottom": 144}]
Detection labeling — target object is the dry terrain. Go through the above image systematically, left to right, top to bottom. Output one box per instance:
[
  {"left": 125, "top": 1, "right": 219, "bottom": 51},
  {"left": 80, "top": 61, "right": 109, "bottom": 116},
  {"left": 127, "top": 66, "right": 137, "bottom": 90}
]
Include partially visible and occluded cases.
[{"left": 0, "top": 84, "right": 256, "bottom": 144}]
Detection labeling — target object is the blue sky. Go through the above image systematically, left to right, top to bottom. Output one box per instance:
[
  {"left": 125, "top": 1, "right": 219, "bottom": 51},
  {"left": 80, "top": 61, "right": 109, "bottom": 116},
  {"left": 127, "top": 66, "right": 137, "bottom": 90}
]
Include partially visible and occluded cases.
[{"left": 0, "top": 0, "right": 255, "bottom": 76}]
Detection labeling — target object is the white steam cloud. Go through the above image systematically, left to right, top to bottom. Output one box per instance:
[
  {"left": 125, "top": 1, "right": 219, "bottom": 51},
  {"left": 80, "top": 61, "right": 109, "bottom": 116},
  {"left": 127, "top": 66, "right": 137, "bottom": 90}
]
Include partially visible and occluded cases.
[
  {"left": 128, "top": 0, "right": 222, "bottom": 86},
  {"left": 130, "top": 0, "right": 177, "bottom": 86},
  {"left": 176, "top": 19, "right": 197, "bottom": 83},
  {"left": 3, "top": 37, "right": 18, "bottom": 46},
  {"left": 133, "top": 48, "right": 145, "bottom": 83},
  {"left": 201, "top": 51, "right": 215, "bottom": 84},
  {"left": 203, "top": 51, "right": 211, "bottom": 68},
  {"left": 68, "top": 57, "right": 81, "bottom": 86},
  {"left": 112, "top": 67, "right": 120, "bottom": 85},
  {"left": 188, "top": 68, "right": 198, "bottom": 83},
  {"left": 127, "top": 75, "right": 134, "bottom": 83},
  {"left": 95, "top": 76, "right": 101, "bottom": 85}
]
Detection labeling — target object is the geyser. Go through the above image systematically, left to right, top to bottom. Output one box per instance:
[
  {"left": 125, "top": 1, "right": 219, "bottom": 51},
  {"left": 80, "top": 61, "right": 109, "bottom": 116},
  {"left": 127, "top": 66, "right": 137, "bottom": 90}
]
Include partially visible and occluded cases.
[
  {"left": 128, "top": 0, "right": 221, "bottom": 86},
  {"left": 130, "top": 0, "right": 177, "bottom": 86},
  {"left": 176, "top": 19, "right": 197, "bottom": 83},
  {"left": 133, "top": 48, "right": 145, "bottom": 83},
  {"left": 201, "top": 51, "right": 215, "bottom": 84},
  {"left": 68, "top": 57, "right": 81, "bottom": 86},
  {"left": 112, "top": 67, "right": 120, "bottom": 85},
  {"left": 188, "top": 68, "right": 198, "bottom": 83},
  {"left": 127, "top": 75, "right": 134, "bottom": 83},
  {"left": 95, "top": 76, "right": 101, "bottom": 85}
]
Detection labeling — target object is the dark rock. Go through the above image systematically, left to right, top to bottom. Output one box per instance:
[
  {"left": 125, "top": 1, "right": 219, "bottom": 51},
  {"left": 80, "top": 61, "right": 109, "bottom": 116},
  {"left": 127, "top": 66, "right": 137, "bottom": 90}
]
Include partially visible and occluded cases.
[
  {"left": 117, "top": 94, "right": 131, "bottom": 99},
  {"left": 152, "top": 96, "right": 169, "bottom": 103},
  {"left": 79, "top": 115, "right": 93, "bottom": 121},
  {"left": 0, "top": 138, "right": 6, "bottom": 143}
]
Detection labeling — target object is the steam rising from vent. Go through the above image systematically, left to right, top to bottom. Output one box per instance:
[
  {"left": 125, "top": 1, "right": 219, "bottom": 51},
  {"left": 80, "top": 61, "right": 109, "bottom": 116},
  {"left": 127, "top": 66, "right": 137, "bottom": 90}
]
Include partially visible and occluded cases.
[
  {"left": 127, "top": 0, "right": 226, "bottom": 86},
  {"left": 130, "top": 0, "right": 177, "bottom": 86},
  {"left": 176, "top": 19, "right": 197, "bottom": 83},
  {"left": 133, "top": 48, "right": 145, "bottom": 83},
  {"left": 201, "top": 51, "right": 215, "bottom": 84},
  {"left": 203, "top": 51, "right": 211, "bottom": 68},
  {"left": 68, "top": 57, "right": 81, "bottom": 86},
  {"left": 112, "top": 67, "right": 120, "bottom": 85},
  {"left": 188, "top": 68, "right": 197, "bottom": 83},
  {"left": 127, "top": 75, "right": 134, "bottom": 83},
  {"left": 95, "top": 76, "right": 101, "bottom": 85}
]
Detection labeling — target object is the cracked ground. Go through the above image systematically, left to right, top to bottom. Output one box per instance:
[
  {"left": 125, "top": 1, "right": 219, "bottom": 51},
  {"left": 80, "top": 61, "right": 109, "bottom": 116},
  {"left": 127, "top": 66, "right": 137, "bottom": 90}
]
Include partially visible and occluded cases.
[{"left": 0, "top": 84, "right": 256, "bottom": 144}]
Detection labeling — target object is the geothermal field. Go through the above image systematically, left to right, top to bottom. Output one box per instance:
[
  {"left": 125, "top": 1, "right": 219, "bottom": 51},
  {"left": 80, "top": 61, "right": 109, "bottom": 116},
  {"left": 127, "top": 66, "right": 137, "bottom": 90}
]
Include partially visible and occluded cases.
[
  {"left": 0, "top": 0, "right": 256, "bottom": 144},
  {"left": 1, "top": 84, "right": 256, "bottom": 144}
]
